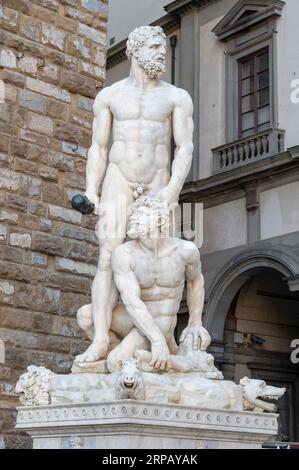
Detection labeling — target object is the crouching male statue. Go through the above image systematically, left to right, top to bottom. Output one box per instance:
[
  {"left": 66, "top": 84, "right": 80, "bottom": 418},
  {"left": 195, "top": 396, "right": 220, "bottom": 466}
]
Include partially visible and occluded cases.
[
  {"left": 74, "top": 25, "right": 194, "bottom": 364},
  {"left": 77, "top": 197, "right": 212, "bottom": 373}
]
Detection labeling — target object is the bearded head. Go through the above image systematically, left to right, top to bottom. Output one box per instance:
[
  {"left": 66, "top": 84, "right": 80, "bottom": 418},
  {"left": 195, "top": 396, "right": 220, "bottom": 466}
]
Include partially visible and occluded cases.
[
  {"left": 126, "top": 26, "right": 167, "bottom": 79},
  {"left": 127, "top": 196, "right": 170, "bottom": 240}
]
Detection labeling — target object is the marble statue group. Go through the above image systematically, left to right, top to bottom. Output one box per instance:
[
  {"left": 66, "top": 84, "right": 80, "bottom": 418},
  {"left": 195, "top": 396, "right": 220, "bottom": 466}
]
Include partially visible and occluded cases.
[
  {"left": 74, "top": 25, "right": 198, "bottom": 366},
  {"left": 15, "top": 27, "right": 286, "bottom": 447}
]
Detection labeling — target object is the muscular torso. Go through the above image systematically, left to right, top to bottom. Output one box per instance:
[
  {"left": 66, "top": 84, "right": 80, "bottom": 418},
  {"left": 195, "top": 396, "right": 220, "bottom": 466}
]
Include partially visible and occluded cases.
[
  {"left": 108, "top": 80, "right": 175, "bottom": 185},
  {"left": 129, "top": 239, "right": 187, "bottom": 318}
]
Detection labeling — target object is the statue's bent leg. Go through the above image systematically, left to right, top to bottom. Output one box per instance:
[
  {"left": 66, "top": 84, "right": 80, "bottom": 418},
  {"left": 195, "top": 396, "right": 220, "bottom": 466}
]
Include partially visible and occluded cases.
[
  {"left": 75, "top": 248, "right": 119, "bottom": 363},
  {"left": 76, "top": 302, "right": 130, "bottom": 356},
  {"left": 110, "top": 302, "right": 134, "bottom": 338},
  {"left": 77, "top": 304, "right": 93, "bottom": 340},
  {"left": 106, "top": 328, "right": 150, "bottom": 372},
  {"left": 167, "top": 334, "right": 179, "bottom": 355}
]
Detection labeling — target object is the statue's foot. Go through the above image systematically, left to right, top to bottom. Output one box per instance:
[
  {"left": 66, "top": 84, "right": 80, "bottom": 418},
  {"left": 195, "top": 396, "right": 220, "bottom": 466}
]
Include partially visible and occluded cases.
[{"left": 74, "top": 340, "right": 108, "bottom": 363}]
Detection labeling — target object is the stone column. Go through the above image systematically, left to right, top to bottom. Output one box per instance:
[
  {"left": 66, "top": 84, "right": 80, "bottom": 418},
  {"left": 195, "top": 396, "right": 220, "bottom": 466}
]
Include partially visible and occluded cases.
[{"left": 179, "top": 8, "right": 200, "bottom": 182}]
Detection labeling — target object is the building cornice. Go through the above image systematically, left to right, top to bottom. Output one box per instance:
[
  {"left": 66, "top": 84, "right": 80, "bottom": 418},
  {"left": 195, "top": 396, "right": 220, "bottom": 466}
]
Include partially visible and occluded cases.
[
  {"left": 164, "top": 0, "right": 214, "bottom": 16},
  {"left": 107, "top": 39, "right": 128, "bottom": 69},
  {"left": 180, "top": 146, "right": 299, "bottom": 203}
]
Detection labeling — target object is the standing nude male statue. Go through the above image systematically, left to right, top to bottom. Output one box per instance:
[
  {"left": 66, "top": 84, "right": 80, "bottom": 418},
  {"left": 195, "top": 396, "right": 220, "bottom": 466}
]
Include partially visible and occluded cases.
[{"left": 75, "top": 26, "right": 194, "bottom": 364}]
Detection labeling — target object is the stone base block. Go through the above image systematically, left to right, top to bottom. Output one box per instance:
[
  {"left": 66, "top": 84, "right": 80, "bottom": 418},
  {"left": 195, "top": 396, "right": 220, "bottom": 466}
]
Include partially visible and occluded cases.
[{"left": 16, "top": 401, "right": 279, "bottom": 449}]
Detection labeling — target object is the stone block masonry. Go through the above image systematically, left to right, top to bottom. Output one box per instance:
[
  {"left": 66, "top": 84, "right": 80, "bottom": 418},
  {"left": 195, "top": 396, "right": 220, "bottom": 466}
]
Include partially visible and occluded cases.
[{"left": 0, "top": 0, "right": 108, "bottom": 448}]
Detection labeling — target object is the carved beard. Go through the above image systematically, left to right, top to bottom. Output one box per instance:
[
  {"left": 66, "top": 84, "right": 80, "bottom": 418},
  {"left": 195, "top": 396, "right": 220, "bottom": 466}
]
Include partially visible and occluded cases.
[{"left": 135, "top": 53, "right": 166, "bottom": 79}]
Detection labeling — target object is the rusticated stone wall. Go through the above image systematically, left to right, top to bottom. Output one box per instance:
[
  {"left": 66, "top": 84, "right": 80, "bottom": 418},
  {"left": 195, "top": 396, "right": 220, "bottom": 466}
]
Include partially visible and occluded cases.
[{"left": 0, "top": 0, "right": 108, "bottom": 448}]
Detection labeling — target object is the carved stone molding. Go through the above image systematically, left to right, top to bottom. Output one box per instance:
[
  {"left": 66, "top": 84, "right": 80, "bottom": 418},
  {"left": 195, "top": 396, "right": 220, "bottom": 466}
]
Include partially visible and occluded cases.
[
  {"left": 164, "top": 0, "right": 213, "bottom": 17},
  {"left": 180, "top": 146, "right": 299, "bottom": 205},
  {"left": 16, "top": 400, "right": 278, "bottom": 435}
]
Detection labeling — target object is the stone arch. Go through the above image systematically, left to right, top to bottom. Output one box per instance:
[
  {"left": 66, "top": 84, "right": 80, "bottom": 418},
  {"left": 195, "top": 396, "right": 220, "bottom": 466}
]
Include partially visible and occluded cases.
[{"left": 204, "top": 247, "right": 299, "bottom": 341}]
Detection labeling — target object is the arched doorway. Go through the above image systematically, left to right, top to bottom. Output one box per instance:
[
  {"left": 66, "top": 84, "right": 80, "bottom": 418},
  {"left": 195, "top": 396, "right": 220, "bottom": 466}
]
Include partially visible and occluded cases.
[{"left": 204, "top": 249, "right": 299, "bottom": 441}]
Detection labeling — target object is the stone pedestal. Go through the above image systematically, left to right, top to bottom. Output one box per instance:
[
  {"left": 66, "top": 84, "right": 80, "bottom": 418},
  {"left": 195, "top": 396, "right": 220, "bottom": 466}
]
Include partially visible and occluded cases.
[{"left": 16, "top": 401, "right": 279, "bottom": 449}]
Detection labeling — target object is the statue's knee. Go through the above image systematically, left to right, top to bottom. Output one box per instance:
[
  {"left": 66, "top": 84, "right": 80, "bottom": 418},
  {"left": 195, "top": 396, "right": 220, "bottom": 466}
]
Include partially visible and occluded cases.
[{"left": 77, "top": 304, "right": 92, "bottom": 332}]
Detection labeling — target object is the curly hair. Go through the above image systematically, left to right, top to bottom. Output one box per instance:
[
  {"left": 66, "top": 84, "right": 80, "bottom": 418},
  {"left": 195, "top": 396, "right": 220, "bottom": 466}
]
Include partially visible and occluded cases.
[
  {"left": 126, "top": 25, "right": 166, "bottom": 60},
  {"left": 128, "top": 196, "right": 169, "bottom": 230}
]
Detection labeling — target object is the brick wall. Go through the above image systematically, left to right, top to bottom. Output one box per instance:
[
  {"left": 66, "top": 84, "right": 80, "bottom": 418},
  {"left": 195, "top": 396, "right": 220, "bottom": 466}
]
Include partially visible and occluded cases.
[{"left": 0, "top": 0, "right": 108, "bottom": 448}]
